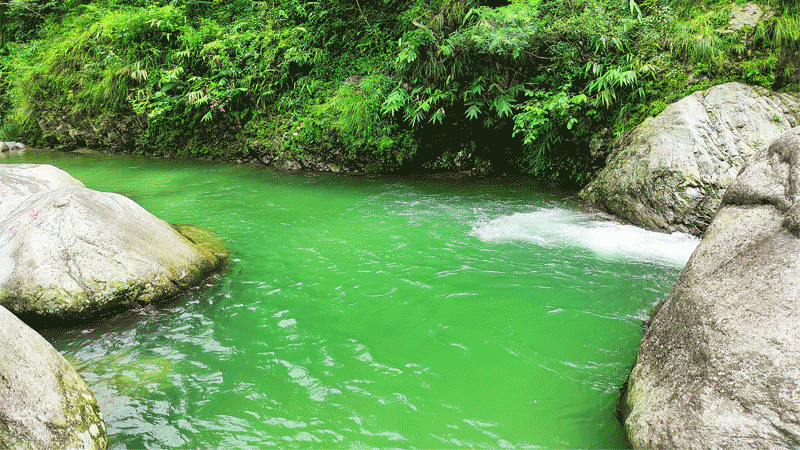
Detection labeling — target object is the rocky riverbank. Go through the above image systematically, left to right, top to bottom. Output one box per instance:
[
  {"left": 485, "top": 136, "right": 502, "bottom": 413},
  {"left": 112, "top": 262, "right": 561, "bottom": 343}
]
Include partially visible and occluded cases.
[
  {"left": 581, "top": 82, "right": 800, "bottom": 237},
  {"left": 622, "top": 126, "right": 800, "bottom": 447},
  {"left": 0, "top": 142, "right": 26, "bottom": 152}
]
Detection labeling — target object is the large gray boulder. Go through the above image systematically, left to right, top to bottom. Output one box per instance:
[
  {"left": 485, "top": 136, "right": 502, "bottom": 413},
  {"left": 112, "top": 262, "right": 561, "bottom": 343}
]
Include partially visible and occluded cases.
[
  {"left": 580, "top": 82, "right": 800, "bottom": 237},
  {"left": 623, "top": 126, "right": 800, "bottom": 448},
  {"left": 0, "top": 142, "right": 26, "bottom": 152},
  {"left": 0, "top": 163, "right": 84, "bottom": 199},
  {"left": 0, "top": 164, "right": 227, "bottom": 320},
  {"left": 0, "top": 304, "right": 107, "bottom": 449}
]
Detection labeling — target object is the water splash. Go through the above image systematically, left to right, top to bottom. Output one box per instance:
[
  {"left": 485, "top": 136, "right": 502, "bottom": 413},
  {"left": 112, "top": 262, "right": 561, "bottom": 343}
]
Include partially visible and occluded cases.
[{"left": 470, "top": 207, "right": 700, "bottom": 267}]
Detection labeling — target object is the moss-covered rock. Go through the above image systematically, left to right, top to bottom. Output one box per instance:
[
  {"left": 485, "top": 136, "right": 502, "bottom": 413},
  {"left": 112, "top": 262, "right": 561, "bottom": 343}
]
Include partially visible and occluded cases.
[
  {"left": 36, "top": 109, "right": 139, "bottom": 153},
  {"left": 0, "top": 164, "right": 228, "bottom": 322},
  {"left": 0, "top": 305, "right": 107, "bottom": 449}
]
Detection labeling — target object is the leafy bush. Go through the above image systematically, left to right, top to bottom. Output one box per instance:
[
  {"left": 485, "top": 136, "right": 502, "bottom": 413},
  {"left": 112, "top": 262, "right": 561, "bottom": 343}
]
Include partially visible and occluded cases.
[{"left": 2, "top": 0, "right": 800, "bottom": 181}]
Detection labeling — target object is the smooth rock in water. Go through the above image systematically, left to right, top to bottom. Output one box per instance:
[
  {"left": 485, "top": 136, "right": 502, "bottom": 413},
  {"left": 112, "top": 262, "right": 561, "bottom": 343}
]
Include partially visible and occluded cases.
[
  {"left": 580, "top": 82, "right": 800, "bottom": 237},
  {"left": 623, "top": 126, "right": 800, "bottom": 448},
  {"left": 0, "top": 164, "right": 84, "bottom": 202},
  {"left": 0, "top": 165, "right": 226, "bottom": 321},
  {"left": 0, "top": 304, "right": 107, "bottom": 449}
]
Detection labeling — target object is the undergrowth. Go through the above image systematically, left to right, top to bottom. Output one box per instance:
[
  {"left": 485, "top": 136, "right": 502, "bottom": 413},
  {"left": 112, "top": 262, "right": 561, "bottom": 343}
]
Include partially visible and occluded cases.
[{"left": 0, "top": 0, "right": 798, "bottom": 181}]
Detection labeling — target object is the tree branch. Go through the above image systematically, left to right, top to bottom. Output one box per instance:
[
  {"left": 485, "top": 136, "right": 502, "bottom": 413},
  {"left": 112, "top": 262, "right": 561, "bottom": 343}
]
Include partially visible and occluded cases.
[
  {"left": 354, "top": 0, "right": 375, "bottom": 36},
  {"left": 524, "top": 50, "right": 556, "bottom": 60}
]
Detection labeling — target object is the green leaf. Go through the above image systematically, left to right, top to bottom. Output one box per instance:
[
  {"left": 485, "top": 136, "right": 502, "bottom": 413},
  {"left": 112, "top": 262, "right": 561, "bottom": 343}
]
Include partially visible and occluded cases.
[
  {"left": 571, "top": 94, "right": 587, "bottom": 104},
  {"left": 494, "top": 97, "right": 513, "bottom": 118},
  {"left": 465, "top": 104, "right": 480, "bottom": 120},
  {"left": 429, "top": 107, "right": 445, "bottom": 124},
  {"left": 567, "top": 118, "right": 577, "bottom": 130}
]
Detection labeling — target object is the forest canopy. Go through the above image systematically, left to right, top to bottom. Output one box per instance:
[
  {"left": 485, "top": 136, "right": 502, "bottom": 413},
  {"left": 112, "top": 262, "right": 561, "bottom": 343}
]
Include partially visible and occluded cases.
[{"left": 1, "top": 0, "right": 799, "bottom": 182}]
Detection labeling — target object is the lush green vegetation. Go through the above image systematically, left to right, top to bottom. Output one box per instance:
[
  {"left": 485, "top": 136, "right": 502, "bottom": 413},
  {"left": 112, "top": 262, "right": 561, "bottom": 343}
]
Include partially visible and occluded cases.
[{"left": 1, "top": 0, "right": 799, "bottom": 182}]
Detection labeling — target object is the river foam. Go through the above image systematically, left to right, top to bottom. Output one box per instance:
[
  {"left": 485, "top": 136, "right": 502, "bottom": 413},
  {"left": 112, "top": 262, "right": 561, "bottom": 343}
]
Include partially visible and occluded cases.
[{"left": 469, "top": 207, "right": 700, "bottom": 267}]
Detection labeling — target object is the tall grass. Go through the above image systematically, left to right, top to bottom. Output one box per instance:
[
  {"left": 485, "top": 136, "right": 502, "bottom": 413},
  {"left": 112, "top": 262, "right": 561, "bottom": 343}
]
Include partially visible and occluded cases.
[
  {"left": 9, "top": 5, "right": 184, "bottom": 130},
  {"left": 670, "top": 12, "right": 724, "bottom": 71},
  {"left": 773, "top": 13, "right": 800, "bottom": 47}
]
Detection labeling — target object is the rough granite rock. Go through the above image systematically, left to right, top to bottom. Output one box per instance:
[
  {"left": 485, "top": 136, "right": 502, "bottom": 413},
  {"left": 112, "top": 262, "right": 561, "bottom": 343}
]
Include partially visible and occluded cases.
[
  {"left": 723, "top": 3, "right": 767, "bottom": 34},
  {"left": 580, "top": 82, "right": 800, "bottom": 237},
  {"left": 37, "top": 109, "right": 138, "bottom": 153},
  {"left": 623, "top": 126, "right": 800, "bottom": 448},
  {"left": 0, "top": 142, "right": 26, "bottom": 151},
  {"left": 0, "top": 163, "right": 85, "bottom": 199},
  {"left": 0, "top": 164, "right": 227, "bottom": 321},
  {"left": 0, "top": 304, "right": 107, "bottom": 449}
]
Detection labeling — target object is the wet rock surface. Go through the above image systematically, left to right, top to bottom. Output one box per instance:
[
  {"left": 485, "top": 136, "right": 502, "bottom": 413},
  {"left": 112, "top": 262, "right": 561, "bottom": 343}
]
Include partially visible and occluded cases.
[{"left": 0, "top": 164, "right": 227, "bottom": 322}]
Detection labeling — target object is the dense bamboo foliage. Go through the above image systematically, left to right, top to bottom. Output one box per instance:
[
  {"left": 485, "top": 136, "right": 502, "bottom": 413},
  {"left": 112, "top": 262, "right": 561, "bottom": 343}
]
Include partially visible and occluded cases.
[{"left": 1, "top": 0, "right": 799, "bottom": 181}]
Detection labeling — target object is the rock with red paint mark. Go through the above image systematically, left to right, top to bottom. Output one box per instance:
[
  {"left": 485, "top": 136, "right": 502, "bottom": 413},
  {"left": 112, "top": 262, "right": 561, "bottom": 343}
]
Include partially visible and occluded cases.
[
  {"left": 0, "top": 164, "right": 228, "bottom": 322},
  {"left": 0, "top": 164, "right": 84, "bottom": 203}
]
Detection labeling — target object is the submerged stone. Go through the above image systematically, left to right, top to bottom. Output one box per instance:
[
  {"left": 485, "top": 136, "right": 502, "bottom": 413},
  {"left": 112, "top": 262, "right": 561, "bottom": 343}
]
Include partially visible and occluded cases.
[
  {"left": 623, "top": 126, "right": 800, "bottom": 447},
  {"left": 0, "top": 304, "right": 107, "bottom": 449}
]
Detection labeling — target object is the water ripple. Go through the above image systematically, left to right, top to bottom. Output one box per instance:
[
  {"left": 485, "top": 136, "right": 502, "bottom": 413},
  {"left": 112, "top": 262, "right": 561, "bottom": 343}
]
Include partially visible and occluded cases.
[{"left": 7, "top": 153, "right": 688, "bottom": 450}]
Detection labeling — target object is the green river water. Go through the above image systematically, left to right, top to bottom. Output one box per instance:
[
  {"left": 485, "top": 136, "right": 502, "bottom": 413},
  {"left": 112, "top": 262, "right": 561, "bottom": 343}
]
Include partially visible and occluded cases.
[{"left": 2, "top": 150, "right": 698, "bottom": 449}]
